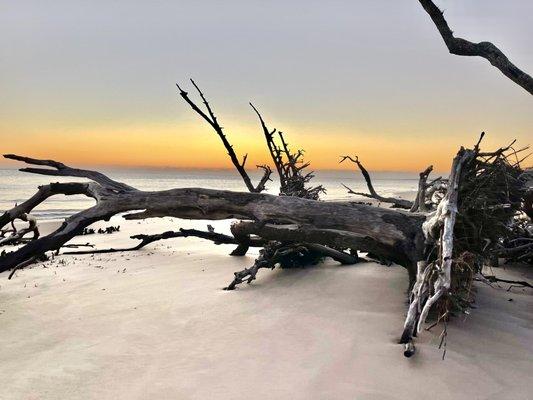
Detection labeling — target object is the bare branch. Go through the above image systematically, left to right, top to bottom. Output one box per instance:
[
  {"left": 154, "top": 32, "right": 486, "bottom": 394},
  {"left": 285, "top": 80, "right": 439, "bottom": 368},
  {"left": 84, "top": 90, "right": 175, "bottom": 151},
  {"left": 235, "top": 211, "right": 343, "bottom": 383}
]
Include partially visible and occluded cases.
[
  {"left": 419, "top": 0, "right": 533, "bottom": 95},
  {"left": 177, "top": 82, "right": 270, "bottom": 193},
  {"left": 251, "top": 103, "right": 324, "bottom": 199},
  {"left": 3, "top": 154, "right": 135, "bottom": 192},
  {"left": 340, "top": 155, "right": 413, "bottom": 209},
  {"left": 0, "top": 156, "right": 424, "bottom": 275},
  {"left": 410, "top": 165, "right": 434, "bottom": 212},
  {"left": 63, "top": 228, "right": 268, "bottom": 255}
]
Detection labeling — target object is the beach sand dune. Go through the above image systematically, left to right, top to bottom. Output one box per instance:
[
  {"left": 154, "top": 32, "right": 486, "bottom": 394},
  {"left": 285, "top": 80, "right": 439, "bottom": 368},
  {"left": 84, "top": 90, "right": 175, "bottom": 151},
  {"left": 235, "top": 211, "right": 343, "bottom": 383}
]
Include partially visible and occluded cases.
[{"left": 1, "top": 217, "right": 532, "bottom": 400}]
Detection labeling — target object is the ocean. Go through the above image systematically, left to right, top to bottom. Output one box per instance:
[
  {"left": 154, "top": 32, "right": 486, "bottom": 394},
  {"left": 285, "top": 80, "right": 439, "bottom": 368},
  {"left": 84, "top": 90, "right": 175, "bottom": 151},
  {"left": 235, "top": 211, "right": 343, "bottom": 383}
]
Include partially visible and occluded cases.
[{"left": 0, "top": 168, "right": 419, "bottom": 221}]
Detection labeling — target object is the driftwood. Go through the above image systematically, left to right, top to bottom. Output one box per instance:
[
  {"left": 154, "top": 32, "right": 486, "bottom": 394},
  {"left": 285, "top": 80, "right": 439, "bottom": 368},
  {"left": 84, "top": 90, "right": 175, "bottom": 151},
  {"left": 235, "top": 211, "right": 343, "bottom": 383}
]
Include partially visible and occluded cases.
[
  {"left": 419, "top": 0, "right": 533, "bottom": 95},
  {"left": 177, "top": 80, "right": 272, "bottom": 193},
  {"left": 175, "top": 81, "right": 333, "bottom": 286},
  {"left": 55, "top": 82, "right": 352, "bottom": 279},
  {"left": 0, "top": 87, "right": 529, "bottom": 361},
  {"left": 251, "top": 103, "right": 325, "bottom": 199},
  {"left": 0, "top": 131, "right": 530, "bottom": 358},
  {"left": 401, "top": 148, "right": 475, "bottom": 347},
  {"left": 0, "top": 155, "right": 424, "bottom": 277},
  {"left": 340, "top": 155, "right": 413, "bottom": 209},
  {"left": 341, "top": 155, "right": 448, "bottom": 214},
  {"left": 0, "top": 213, "right": 39, "bottom": 247},
  {"left": 62, "top": 227, "right": 268, "bottom": 255},
  {"left": 224, "top": 242, "right": 325, "bottom": 290},
  {"left": 479, "top": 274, "right": 533, "bottom": 291}
]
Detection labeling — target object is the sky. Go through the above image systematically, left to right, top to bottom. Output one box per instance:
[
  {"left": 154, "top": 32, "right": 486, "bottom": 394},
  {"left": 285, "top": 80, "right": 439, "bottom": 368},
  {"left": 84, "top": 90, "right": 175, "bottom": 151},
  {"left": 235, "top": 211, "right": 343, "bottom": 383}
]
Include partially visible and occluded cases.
[{"left": 1, "top": 0, "right": 531, "bottom": 172}]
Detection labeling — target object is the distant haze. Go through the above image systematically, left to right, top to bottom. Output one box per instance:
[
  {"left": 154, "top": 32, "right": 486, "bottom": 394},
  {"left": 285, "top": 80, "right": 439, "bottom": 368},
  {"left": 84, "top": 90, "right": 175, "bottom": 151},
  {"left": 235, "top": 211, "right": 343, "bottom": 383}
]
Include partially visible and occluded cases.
[{"left": 1, "top": 0, "right": 532, "bottom": 172}]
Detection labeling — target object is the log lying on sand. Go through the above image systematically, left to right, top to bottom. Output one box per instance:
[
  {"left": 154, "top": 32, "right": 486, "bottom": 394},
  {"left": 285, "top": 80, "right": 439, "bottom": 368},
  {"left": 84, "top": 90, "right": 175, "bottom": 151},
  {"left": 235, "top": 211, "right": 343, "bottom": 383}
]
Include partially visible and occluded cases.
[{"left": 0, "top": 154, "right": 425, "bottom": 277}]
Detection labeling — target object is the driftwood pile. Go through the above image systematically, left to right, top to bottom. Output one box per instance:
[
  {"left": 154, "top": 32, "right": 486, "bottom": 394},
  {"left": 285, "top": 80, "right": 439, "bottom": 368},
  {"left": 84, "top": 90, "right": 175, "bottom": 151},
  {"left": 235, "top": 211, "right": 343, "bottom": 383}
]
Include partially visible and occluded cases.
[{"left": 1, "top": 82, "right": 531, "bottom": 358}]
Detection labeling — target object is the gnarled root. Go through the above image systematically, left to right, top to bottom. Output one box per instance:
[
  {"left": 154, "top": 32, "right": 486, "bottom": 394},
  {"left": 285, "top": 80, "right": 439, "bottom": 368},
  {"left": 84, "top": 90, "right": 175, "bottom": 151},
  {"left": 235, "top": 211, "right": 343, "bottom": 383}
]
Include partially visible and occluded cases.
[
  {"left": 223, "top": 240, "right": 359, "bottom": 290},
  {"left": 224, "top": 242, "right": 319, "bottom": 290}
]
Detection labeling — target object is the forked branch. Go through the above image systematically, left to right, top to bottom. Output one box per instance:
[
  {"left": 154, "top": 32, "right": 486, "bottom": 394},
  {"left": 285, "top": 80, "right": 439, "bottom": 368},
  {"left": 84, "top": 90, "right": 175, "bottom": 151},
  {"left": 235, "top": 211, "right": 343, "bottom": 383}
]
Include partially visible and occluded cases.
[
  {"left": 176, "top": 80, "right": 272, "bottom": 192},
  {"left": 3, "top": 154, "right": 135, "bottom": 192},
  {"left": 340, "top": 155, "right": 413, "bottom": 209}
]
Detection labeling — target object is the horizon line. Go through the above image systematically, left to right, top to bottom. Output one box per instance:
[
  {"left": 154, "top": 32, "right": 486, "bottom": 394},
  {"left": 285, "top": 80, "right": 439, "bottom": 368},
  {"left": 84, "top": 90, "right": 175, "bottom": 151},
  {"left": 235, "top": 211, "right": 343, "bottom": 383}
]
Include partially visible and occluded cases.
[{"left": 0, "top": 162, "right": 449, "bottom": 175}]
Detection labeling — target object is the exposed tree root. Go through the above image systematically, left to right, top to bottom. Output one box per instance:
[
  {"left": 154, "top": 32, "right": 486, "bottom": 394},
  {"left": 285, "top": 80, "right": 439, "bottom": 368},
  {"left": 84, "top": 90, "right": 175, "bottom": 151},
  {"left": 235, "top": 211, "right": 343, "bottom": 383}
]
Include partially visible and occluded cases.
[
  {"left": 400, "top": 135, "right": 529, "bottom": 355},
  {"left": 224, "top": 242, "right": 323, "bottom": 290}
]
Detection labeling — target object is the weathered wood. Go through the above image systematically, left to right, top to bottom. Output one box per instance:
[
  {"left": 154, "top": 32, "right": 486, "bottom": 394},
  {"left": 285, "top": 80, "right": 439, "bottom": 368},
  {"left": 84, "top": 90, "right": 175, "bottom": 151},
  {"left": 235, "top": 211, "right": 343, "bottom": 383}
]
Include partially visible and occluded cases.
[
  {"left": 419, "top": 0, "right": 533, "bottom": 95},
  {"left": 176, "top": 80, "right": 272, "bottom": 193},
  {"left": 251, "top": 103, "right": 324, "bottom": 199},
  {"left": 1, "top": 134, "right": 528, "bottom": 358},
  {"left": 401, "top": 148, "right": 476, "bottom": 349},
  {"left": 0, "top": 154, "right": 425, "bottom": 275},
  {"left": 3, "top": 154, "right": 135, "bottom": 192},
  {"left": 340, "top": 155, "right": 413, "bottom": 209},
  {"left": 410, "top": 166, "right": 433, "bottom": 212},
  {"left": 0, "top": 213, "right": 39, "bottom": 246},
  {"left": 62, "top": 228, "right": 268, "bottom": 255}
]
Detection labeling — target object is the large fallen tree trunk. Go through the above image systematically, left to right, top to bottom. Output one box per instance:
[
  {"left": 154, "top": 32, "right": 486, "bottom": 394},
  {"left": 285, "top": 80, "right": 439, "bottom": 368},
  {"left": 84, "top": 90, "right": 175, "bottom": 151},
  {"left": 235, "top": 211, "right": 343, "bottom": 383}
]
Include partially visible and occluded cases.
[{"left": 0, "top": 155, "right": 425, "bottom": 277}]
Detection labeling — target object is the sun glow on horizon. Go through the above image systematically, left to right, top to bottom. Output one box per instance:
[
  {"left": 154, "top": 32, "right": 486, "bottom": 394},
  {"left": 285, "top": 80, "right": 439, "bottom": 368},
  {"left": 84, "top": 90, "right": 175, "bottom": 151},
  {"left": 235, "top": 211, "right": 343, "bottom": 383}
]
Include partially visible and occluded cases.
[{"left": 3, "top": 117, "right": 530, "bottom": 173}]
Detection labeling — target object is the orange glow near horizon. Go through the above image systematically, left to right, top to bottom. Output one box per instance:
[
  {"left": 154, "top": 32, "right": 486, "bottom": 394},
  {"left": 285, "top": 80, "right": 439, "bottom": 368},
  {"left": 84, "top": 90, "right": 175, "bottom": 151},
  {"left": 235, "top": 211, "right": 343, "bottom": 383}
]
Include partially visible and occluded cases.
[{"left": 1, "top": 119, "right": 530, "bottom": 173}]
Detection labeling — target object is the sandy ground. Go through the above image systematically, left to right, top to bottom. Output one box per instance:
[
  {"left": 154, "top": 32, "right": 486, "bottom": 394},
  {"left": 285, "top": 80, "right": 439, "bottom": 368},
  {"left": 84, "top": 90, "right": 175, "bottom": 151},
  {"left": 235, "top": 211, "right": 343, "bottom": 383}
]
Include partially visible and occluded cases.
[{"left": 1, "top": 217, "right": 532, "bottom": 400}]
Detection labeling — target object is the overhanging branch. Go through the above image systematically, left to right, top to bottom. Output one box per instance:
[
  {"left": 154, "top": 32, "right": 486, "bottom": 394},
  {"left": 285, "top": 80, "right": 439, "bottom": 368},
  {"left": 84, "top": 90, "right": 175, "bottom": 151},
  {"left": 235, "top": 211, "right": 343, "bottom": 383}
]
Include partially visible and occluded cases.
[{"left": 419, "top": 0, "right": 533, "bottom": 95}]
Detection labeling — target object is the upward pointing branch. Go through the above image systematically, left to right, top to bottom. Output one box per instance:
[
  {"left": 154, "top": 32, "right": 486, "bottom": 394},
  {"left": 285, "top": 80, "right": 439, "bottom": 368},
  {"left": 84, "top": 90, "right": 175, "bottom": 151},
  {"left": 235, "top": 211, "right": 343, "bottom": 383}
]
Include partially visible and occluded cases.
[
  {"left": 419, "top": 0, "right": 533, "bottom": 95},
  {"left": 250, "top": 103, "right": 286, "bottom": 188},
  {"left": 340, "top": 155, "right": 413, "bottom": 209}
]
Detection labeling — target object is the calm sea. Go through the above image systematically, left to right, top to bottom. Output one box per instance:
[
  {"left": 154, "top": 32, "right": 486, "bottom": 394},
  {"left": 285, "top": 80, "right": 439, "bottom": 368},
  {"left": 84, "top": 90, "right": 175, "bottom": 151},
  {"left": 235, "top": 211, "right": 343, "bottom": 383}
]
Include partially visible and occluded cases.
[{"left": 0, "top": 168, "right": 419, "bottom": 221}]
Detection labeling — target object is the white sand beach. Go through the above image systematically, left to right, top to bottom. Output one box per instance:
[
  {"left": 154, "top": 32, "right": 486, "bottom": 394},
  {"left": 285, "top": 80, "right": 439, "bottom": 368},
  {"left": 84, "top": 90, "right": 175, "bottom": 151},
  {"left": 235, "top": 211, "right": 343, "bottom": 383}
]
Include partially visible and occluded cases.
[{"left": 1, "top": 217, "right": 532, "bottom": 400}]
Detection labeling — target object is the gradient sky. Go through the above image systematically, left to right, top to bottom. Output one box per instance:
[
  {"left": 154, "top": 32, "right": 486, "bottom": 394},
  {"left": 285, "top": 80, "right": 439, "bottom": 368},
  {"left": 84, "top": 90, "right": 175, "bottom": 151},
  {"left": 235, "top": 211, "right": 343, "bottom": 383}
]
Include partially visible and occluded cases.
[{"left": 1, "top": 0, "right": 531, "bottom": 172}]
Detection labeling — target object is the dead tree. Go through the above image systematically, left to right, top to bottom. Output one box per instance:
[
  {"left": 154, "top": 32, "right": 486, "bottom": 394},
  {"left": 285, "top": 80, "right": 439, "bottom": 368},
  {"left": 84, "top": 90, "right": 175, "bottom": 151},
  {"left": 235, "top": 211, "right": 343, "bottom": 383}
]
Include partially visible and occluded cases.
[
  {"left": 419, "top": 0, "right": 533, "bottom": 95},
  {"left": 50, "top": 81, "right": 331, "bottom": 268},
  {"left": 1, "top": 83, "right": 529, "bottom": 361},
  {"left": 0, "top": 133, "right": 529, "bottom": 358},
  {"left": 400, "top": 137, "right": 530, "bottom": 355},
  {"left": 401, "top": 148, "right": 475, "bottom": 351},
  {"left": 0, "top": 154, "right": 425, "bottom": 277},
  {"left": 340, "top": 155, "right": 447, "bottom": 213},
  {"left": 410, "top": 166, "right": 447, "bottom": 213},
  {"left": 63, "top": 227, "right": 268, "bottom": 255}
]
